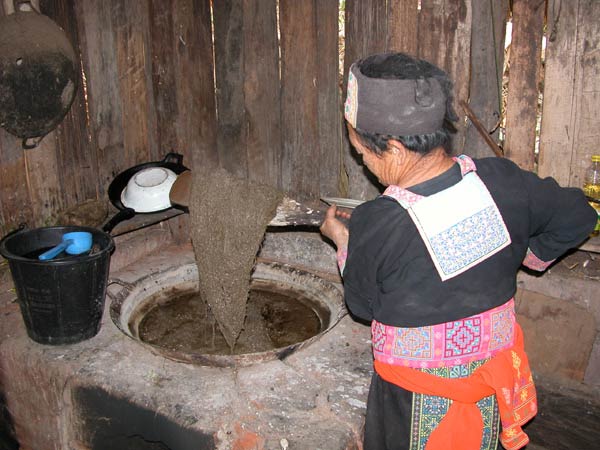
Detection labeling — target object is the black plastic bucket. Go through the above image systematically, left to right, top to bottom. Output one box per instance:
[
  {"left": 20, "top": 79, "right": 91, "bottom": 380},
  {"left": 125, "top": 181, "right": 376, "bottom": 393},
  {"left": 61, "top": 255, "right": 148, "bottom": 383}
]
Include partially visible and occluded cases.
[{"left": 0, "top": 226, "right": 114, "bottom": 345}]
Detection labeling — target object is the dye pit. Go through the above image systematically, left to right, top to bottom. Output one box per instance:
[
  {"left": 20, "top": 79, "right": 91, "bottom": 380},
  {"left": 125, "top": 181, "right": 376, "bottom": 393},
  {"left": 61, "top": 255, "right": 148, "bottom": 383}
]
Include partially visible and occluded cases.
[
  {"left": 110, "top": 257, "right": 347, "bottom": 368},
  {"left": 136, "top": 284, "right": 326, "bottom": 355}
]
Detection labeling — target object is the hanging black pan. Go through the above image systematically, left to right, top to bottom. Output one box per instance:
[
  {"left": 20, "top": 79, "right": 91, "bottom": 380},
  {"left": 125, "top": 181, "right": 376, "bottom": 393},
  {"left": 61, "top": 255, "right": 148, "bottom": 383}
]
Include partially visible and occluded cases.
[
  {"left": 0, "top": 3, "right": 78, "bottom": 149},
  {"left": 103, "top": 153, "right": 189, "bottom": 233}
]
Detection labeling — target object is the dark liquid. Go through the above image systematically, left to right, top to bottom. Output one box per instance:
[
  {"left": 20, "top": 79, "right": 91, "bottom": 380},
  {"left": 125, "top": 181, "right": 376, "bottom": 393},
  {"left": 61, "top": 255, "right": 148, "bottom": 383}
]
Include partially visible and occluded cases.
[
  {"left": 22, "top": 246, "right": 69, "bottom": 260},
  {"left": 22, "top": 246, "right": 93, "bottom": 260},
  {"left": 138, "top": 287, "right": 324, "bottom": 355}
]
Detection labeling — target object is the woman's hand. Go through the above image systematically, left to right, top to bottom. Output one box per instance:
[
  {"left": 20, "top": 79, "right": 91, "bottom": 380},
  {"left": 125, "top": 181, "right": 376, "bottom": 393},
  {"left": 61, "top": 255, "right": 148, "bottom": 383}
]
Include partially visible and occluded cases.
[{"left": 320, "top": 205, "right": 350, "bottom": 249}]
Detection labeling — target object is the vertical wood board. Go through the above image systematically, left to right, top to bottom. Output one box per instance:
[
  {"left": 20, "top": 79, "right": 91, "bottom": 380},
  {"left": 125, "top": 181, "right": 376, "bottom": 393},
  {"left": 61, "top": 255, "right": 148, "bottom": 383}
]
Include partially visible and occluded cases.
[
  {"left": 40, "top": 0, "right": 99, "bottom": 206},
  {"left": 77, "top": 0, "right": 125, "bottom": 194},
  {"left": 112, "top": 0, "right": 156, "bottom": 166},
  {"left": 149, "top": 0, "right": 180, "bottom": 160},
  {"left": 172, "top": 0, "right": 218, "bottom": 171},
  {"left": 213, "top": 0, "right": 247, "bottom": 178},
  {"left": 243, "top": 0, "right": 281, "bottom": 187},
  {"left": 280, "top": 0, "right": 320, "bottom": 197},
  {"left": 315, "top": 0, "right": 342, "bottom": 196},
  {"left": 343, "top": 0, "right": 388, "bottom": 200},
  {"left": 387, "top": 0, "right": 419, "bottom": 55},
  {"left": 418, "top": 0, "right": 472, "bottom": 154},
  {"left": 464, "top": 0, "right": 508, "bottom": 158},
  {"left": 503, "top": 0, "right": 545, "bottom": 171},
  {"left": 538, "top": 0, "right": 579, "bottom": 185},
  {"left": 569, "top": 0, "right": 600, "bottom": 188},
  {"left": 0, "top": 131, "right": 32, "bottom": 235},
  {"left": 23, "top": 137, "right": 63, "bottom": 227}
]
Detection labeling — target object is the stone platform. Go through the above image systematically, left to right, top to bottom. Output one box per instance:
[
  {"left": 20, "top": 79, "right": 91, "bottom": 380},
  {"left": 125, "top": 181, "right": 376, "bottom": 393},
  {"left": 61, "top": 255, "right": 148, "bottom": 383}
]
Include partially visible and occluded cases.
[
  {"left": 1, "top": 226, "right": 599, "bottom": 449},
  {"left": 0, "top": 232, "right": 372, "bottom": 450}
]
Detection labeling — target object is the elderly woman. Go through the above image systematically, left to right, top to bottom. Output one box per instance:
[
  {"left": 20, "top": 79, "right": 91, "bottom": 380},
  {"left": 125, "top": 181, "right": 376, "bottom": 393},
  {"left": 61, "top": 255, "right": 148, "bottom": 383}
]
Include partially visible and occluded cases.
[{"left": 320, "top": 53, "right": 597, "bottom": 450}]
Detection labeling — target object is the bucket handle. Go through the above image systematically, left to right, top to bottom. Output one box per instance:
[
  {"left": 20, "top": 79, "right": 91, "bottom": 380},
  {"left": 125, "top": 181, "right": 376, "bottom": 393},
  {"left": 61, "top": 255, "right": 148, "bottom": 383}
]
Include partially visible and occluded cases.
[
  {"left": 1, "top": 223, "right": 27, "bottom": 242},
  {"left": 106, "top": 278, "right": 136, "bottom": 301},
  {"left": 107, "top": 278, "right": 136, "bottom": 290}
]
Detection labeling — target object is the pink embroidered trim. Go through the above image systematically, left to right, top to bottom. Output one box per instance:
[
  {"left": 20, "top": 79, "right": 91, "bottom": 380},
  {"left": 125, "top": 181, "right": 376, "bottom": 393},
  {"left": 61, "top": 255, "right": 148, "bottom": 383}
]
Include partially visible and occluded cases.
[
  {"left": 382, "top": 154, "right": 477, "bottom": 207},
  {"left": 453, "top": 154, "right": 477, "bottom": 174},
  {"left": 382, "top": 185, "right": 423, "bottom": 207},
  {"left": 522, "top": 248, "right": 554, "bottom": 271},
  {"left": 371, "top": 299, "right": 516, "bottom": 369}
]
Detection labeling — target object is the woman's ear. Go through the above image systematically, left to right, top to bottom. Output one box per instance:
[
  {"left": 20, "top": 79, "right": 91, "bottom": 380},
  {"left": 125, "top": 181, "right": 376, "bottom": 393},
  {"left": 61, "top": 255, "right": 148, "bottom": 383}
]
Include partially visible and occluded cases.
[{"left": 387, "top": 139, "right": 408, "bottom": 161}]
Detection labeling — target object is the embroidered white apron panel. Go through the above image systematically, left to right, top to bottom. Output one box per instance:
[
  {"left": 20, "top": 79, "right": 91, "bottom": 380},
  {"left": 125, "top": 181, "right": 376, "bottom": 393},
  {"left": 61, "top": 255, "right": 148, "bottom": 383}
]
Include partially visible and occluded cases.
[{"left": 383, "top": 155, "right": 511, "bottom": 281}]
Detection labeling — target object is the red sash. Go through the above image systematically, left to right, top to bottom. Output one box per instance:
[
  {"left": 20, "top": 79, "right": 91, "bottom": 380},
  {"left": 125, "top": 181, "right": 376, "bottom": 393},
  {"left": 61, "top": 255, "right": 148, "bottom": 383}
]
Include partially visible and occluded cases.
[{"left": 374, "top": 323, "right": 537, "bottom": 450}]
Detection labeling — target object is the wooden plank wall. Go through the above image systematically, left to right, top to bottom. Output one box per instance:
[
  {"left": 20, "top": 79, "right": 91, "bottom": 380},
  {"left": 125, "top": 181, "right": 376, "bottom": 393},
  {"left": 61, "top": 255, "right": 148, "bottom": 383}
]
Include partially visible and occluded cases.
[
  {"left": 0, "top": 0, "right": 599, "bottom": 237},
  {"left": 0, "top": 0, "right": 216, "bottom": 236},
  {"left": 539, "top": 0, "right": 600, "bottom": 187}
]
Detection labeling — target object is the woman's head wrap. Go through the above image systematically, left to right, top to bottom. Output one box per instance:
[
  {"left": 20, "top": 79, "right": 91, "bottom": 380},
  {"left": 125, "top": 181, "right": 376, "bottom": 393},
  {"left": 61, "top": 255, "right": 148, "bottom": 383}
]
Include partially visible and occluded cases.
[{"left": 344, "top": 53, "right": 448, "bottom": 136}]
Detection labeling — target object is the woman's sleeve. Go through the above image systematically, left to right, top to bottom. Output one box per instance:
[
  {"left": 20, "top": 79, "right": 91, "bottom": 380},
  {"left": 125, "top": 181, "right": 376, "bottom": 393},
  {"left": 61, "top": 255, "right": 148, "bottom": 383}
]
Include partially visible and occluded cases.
[
  {"left": 521, "top": 169, "right": 597, "bottom": 270},
  {"left": 342, "top": 200, "right": 400, "bottom": 322},
  {"left": 342, "top": 211, "right": 378, "bottom": 322}
]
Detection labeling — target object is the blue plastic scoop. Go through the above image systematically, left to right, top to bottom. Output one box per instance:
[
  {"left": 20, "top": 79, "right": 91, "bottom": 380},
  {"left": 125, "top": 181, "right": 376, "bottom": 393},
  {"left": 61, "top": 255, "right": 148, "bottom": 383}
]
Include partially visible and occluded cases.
[{"left": 38, "top": 231, "right": 93, "bottom": 261}]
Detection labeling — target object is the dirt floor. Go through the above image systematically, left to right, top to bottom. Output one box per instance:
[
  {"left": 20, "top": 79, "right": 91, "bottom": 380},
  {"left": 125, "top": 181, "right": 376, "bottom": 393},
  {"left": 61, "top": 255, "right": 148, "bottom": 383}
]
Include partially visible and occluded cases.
[{"left": 524, "top": 376, "right": 600, "bottom": 450}]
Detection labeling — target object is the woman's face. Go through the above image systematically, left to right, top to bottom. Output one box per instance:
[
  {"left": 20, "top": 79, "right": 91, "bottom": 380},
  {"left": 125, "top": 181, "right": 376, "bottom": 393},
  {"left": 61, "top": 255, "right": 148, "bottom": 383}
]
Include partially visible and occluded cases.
[{"left": 347, "top": 124, "right": 399, "bottom": 186}]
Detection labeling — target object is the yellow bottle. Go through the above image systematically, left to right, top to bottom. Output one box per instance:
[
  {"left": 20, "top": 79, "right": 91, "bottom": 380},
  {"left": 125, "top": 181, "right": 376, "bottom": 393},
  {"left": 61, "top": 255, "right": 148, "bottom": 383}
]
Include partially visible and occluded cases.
[{"left": 583, "top": 155, "right": 600, "bottom": 237}]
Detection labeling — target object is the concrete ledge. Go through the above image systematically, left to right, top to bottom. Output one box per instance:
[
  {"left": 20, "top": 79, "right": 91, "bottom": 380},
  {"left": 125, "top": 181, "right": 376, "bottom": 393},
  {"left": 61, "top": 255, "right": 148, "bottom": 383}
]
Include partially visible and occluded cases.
[
  {"left": 0, "top": 237, "right": 371, "bottom": 450},
  {"left": 517, "top": 251, "right": 600, "bottom": 385},
  {"left": 515, "top": 288, "right": 596, "bottom": 381}
]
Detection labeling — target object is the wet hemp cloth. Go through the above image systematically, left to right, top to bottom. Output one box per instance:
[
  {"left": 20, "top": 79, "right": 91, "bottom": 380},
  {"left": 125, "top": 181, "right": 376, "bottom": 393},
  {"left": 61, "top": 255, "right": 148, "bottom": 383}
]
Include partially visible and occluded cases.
[{"left": 189, "top": 167, "right": 282, "bottom": 350}]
